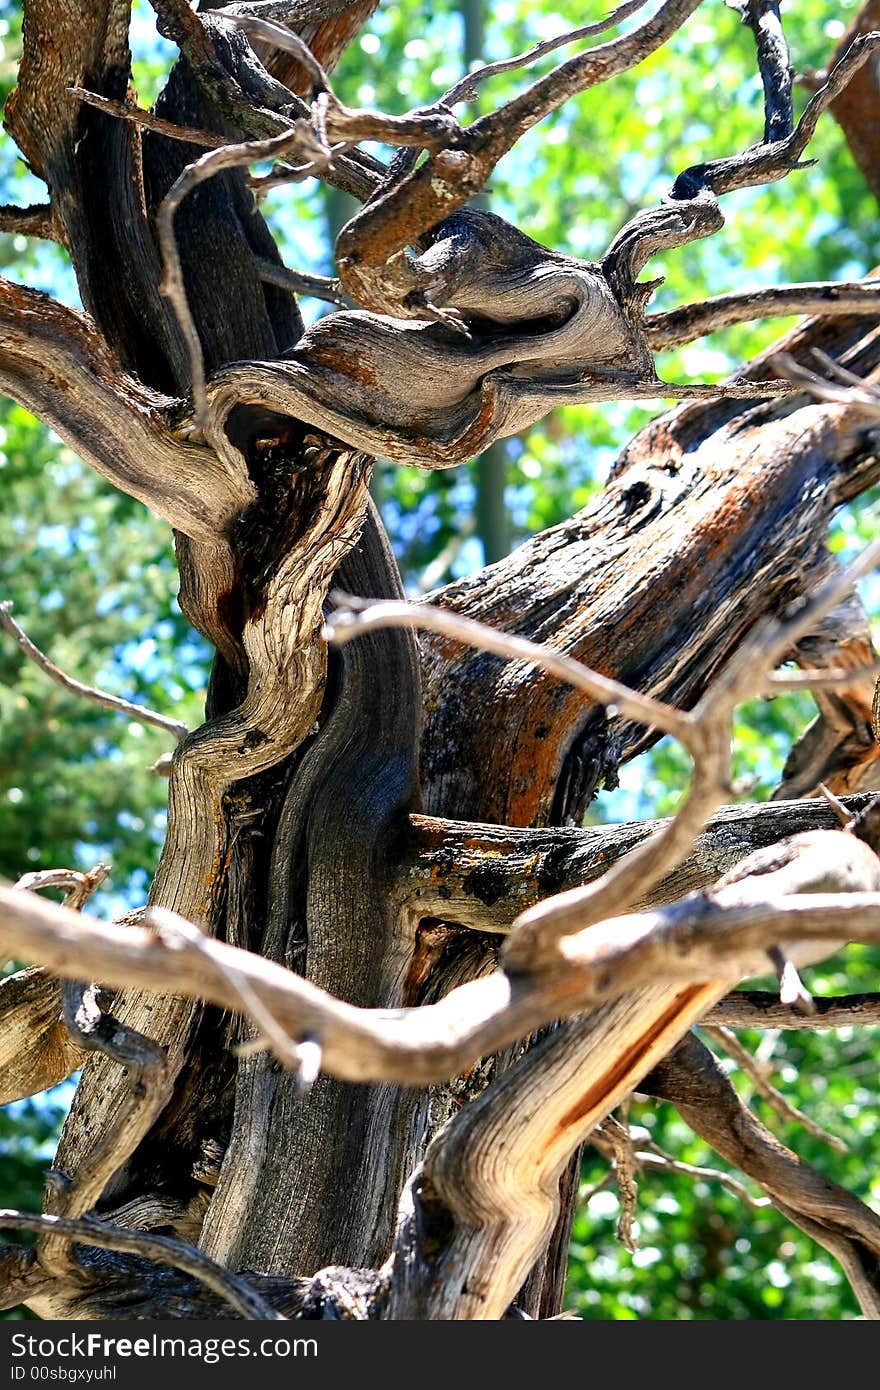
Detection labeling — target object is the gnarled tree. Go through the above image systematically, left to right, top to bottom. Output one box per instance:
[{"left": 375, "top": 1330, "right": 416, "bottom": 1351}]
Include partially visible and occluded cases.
[{"left": 2, "top": 0, "right": 880, "bottom": 1321}]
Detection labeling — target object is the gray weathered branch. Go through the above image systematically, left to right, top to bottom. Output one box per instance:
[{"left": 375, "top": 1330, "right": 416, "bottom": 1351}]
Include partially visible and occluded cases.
[{"left": 0, "top": 280, "right": 254, "bottom": 540}]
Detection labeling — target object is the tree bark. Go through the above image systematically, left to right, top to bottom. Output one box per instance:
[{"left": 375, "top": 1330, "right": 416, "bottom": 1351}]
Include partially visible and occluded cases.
[{"left": 3, "top": 0, "right": 880, "bottom": 1322}]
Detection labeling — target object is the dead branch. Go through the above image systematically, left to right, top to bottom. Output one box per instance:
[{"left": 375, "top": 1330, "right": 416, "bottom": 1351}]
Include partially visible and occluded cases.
[
  {"left": 148, "top": 0, "right": 383, "bottom": 201},
  {"left": 439, "top": 0, "right": 652, "bottom": 109},
  {"left": 333, "top": 7, "right": 877, "bottom": 336},
  {"left": 140, "top": 16, "right": 880, "bottom": 470},
  {"left": 678, "top": 30, "right": 880, "bottom": 201},
  {"left": 70, "top": 88, "right": 229, "bottom": 149},
  {"left": 0, "top": 203, "right": 62, "bottom": 243},
  {"left": 254, "top": 257, "right": 345, "bottom": 305},
  {"left": 0, "top": 279, "right": 255, "bottom": 541},
  {"left": 646, "top": 280, "right": 880, "bottom": 350},
  {"left": 203, "top": 351, "right": 795, "bottom": 473},
  {"left": 772, "top": 351, "right": 880, "bottom": 412},
  {"left": 327, "top": 539, "right": 880, "bottom": 973},
  {"left": 506, "top": 541, "right": 880, "bottom": 969},
  {"left": 0, "top": 604, "right": 188, "bottom": 744},
  {"left": 767, "top": 658, "right": 880, "bottom": 692},
  {"left": 391, "top": 792, "right": 880, "bottom": 932},
  {"left": 5, "top": 848, "right": 880, "bottom": 1093},
  {"left": 14, "top": 865, "right": 110, "bottom": 910},
  {"left": 707, "top": 990, "right": 880, "bottom": 1029},
  {"left": 702, "top": 1024, "right": 848, "bottom": 1152},
  {"left": 643, "top": 1031, "right": 880, "bottom": 1317},
  {"left": 596, "top": 1113, "right": 639, "bottom": 1250},
  {"left": 592, "top": 1129, "right": 773, "bottom": 1209},
  {"left": 0, "top": 1211, "right": 283, "bottom": 1321}
]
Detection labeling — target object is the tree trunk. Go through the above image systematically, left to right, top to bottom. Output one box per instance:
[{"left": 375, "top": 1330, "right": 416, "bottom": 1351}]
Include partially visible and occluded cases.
[{"left": 3, "top": 0, "right": 880, "bottom": 1322}]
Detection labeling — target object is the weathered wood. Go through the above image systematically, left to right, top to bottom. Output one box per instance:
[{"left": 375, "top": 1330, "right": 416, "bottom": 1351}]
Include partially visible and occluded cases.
[
  {"left": 2, "top": 0, "right": 423, "bottom": 1292},
  {"left": 3, "top": 0, "right": 880, "bottom": 1325},
  {"left": 0, "top": 282, "right": 252, "bottom": 541},
  {"left": 407, "top": 313, "right": 880, "bottom": 1313},
  {"left": 420, "top": 314, "right": 880, "bottom": 830},
  {"left": 199, "top": 499, "right": 423, "bottom": 1275},
  {"left": 391, "top": 793, "right": 880, "bottom": 933},
  {"left": 380, "top": 829, "right": 880, "bottom": 1319},
  {"left": 0, "top": 969, "right": 84, "bottom": 1105}
]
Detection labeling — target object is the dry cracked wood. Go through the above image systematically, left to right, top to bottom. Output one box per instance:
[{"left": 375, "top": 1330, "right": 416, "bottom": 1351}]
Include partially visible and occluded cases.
[
  {"left": 3, "top": 0, "right": 880, "bottom": 1324},
  {"left": 418, "top": 312, "right": 880, "bottom": 831},
  {"left": 391, "top": 792, "right": 880, "bottom": 932},
  {"left": 6, "top": 824, "right": 877, "bottom": 1318}
]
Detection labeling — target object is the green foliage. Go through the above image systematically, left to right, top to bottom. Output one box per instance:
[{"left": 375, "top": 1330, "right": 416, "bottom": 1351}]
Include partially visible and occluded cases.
[
  {"left": 0, "top": 397, "right": 207, "bottom": 918},
  {"left": 567, "top": 983, "right": 880, "bottom": 1319},
  {"left": 567, "top": 1084, "right": 865, "bottom": 1319}
]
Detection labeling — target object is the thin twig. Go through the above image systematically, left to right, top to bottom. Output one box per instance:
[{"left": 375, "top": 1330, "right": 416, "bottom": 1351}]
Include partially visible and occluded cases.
[
  {"left": 438, "top": 0, "right": 651, "bottom": 108},
  {"left": 473, "top": 0, "right": 704, "bottom": 157},
  {"left": 226, "top": 13, "right": 467, "bottom": 149},
  {"left": 0, "top": 203, "right": 60, "bottom": 243},
  {"left": 254, "top": 256, "right": 345, "bottom": 305},
  {"left": 646, "top": 280, "right": 880, "bottom": 350},
  {"left": 812, "top": 347, "right": 880, "bottom": 390},
  {"left": 770, "top": 351, "right": 880, "bottom": 412},
  {"left": 324, "top": 596, "right": 691, "bottom": 741},
  {"left": 0, "top": 603, "right": 187, "bottom": 743},
  {"left": 766, "top": 657, "right": 880, "bottom": 692},
  {"left": 819, "top": 783, "right": 856, "bottom": 829},
  {"left": 14, "top": 865, "right": 110, "bottom": 910},
  {"left": 767, "top": 944, "right": 816, "bottom": 1015},
  {"left": 703, "top": 1024, "right": 848, "bottom": 1152},
  {"left": 644, "top": 1031, "right": 880, "bottom": 1318},
  {"left": 598, "top": 1113, "right": 639, "bottom": 1250},
  {"left": 590, "top": 1120, "right": 770, "bottom": 1209},
  {"left": 630, "top": 1140, "right": 772, "bottom": 1209},
  {"left": 0, "top": 1211, "right": 284, "bottom": 1320}
]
